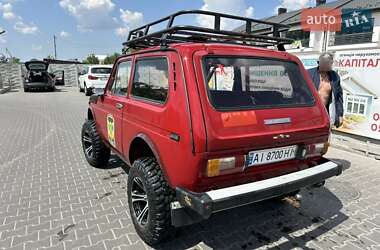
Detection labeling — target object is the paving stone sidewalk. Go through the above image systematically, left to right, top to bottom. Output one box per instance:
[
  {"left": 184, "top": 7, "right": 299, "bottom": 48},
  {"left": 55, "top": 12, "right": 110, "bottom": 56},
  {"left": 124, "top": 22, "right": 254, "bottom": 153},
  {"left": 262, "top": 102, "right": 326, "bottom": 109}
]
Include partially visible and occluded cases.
[{"left": 0, "top": 87, "right": 380, "bottom": 250}]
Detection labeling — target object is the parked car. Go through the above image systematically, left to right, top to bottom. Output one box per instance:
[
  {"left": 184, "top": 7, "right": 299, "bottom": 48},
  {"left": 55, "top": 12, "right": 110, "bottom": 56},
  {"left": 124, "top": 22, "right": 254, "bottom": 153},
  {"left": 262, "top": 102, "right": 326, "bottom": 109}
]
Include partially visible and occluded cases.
[
  {"left": 81, "top": 10, "right": 342, "bottom": 246},
  {"left": 23, "top": 60, "right": 55, "bottom": 92},
  {"left": 78, "top": 65, "right": 112, "bottom": 96}
]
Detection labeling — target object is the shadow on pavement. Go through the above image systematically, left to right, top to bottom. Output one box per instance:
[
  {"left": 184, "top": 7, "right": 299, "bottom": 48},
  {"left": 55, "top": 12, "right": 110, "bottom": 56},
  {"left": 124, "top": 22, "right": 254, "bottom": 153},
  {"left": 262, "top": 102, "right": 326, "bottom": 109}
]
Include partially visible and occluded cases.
[
  {"left": 24, "top": 87, "right": 68, "bottom": 93},
  {"left": 90, "top": 154, "right": 128, "bottom": 170},
  {"left": 100, "top": 155, "right": 350, "bottom": 250},
  {"left": 330, "top": 158, "right": 351, "bottom": 172},
  {"left": 157, "top": 180, "right": 348, "bottom": 250}
]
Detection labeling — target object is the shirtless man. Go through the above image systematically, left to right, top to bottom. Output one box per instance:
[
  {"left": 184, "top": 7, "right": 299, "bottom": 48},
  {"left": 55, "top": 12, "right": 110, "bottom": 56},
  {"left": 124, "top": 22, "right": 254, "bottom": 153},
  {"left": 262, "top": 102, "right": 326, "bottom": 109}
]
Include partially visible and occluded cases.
[{"left": 308, "top": 53, "right": 344, "bottom": 127}]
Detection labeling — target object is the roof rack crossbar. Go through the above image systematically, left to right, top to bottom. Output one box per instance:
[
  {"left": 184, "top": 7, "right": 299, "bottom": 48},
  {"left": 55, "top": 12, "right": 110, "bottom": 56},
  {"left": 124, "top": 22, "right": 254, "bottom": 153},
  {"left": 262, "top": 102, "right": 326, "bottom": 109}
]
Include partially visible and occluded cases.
[{"left": 124, "top": 10, "right": 293, "bottom": 49}]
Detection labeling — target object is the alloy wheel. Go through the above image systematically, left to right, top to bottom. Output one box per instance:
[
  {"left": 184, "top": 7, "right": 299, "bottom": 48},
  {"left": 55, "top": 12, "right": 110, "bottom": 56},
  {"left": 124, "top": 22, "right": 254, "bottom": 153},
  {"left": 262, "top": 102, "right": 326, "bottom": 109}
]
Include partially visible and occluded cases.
[
  {"left": 82, "top": 131, "right": 93, "bottom": 159},
  {"left": 131, "top": 177, "right": 149, "bottom": 226}
]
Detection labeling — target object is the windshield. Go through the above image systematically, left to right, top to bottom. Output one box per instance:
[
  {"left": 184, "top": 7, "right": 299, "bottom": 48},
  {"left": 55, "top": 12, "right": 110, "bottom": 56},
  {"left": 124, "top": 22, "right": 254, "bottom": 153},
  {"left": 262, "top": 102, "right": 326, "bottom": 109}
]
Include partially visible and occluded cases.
[
  {"left": 203, "top": 57, "right": 315, "bottom": 110},
  {"left": 91, "top": 67, "right": 112, "bottom": 74}
]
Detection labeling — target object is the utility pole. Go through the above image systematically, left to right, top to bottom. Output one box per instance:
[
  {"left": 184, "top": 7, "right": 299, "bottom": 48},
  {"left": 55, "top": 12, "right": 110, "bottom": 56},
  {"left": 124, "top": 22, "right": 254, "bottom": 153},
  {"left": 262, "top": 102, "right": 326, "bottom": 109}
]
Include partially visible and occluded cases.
[{"left": 53, "top": 35, "right": 57, "bottom": 59}]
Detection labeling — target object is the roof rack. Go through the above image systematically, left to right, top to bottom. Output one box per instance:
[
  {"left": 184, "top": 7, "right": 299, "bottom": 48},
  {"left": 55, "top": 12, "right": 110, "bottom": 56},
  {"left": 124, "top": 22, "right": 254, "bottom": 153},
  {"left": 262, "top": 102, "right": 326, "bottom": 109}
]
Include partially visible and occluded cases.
[{"left": 123, "top": 10, "right": 294, "bottom": 50}]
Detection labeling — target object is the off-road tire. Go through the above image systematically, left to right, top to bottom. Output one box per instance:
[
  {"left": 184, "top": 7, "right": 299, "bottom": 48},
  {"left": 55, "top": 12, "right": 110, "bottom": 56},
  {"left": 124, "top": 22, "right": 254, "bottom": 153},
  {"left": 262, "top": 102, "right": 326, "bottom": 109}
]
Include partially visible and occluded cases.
[
  {"left": 81, "top": 120, "right": 110, "bottom": 168},
  {"left": 127, "top": 157, "right": 175, "bottom": 246}
]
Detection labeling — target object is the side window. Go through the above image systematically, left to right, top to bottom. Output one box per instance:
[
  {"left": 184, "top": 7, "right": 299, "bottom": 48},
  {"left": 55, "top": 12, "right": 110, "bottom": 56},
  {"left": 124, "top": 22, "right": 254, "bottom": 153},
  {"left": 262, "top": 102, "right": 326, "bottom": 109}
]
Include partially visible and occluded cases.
[
  {"left": 131, "top": 58, "right": 169, "bottom": 103},
  {"left": 110, "top": 61, "right": 132, "bottom": 96}
]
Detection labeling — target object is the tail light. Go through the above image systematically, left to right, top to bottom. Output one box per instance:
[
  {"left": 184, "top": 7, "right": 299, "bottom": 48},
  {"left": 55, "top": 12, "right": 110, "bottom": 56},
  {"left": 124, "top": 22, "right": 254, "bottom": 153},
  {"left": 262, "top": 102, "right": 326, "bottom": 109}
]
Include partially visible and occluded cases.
[
  {"left": 88, "top": 75, "right": 98, "bottom": 80},
  {"left": 305, "top": 142, "right": 329, "bottom": 158},
  {"left": 206, "top": 156, "right": 245, "bottom": 177}
]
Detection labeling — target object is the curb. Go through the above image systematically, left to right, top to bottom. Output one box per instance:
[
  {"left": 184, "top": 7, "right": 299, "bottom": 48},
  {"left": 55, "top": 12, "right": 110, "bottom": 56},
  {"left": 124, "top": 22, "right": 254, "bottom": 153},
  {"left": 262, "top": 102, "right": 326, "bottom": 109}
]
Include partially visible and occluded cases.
[{"left": 331, "top": 133, "right": 380, "bottom": 161}]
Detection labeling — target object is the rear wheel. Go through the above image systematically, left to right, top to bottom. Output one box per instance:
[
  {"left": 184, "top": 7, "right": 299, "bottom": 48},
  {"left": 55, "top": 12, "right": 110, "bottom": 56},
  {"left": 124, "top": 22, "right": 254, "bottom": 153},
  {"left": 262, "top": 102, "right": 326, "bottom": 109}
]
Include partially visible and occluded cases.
[
  {"left": 79, "top": 81, "right": 84, "bottom": 92},
  {"left": 84, "top": 83, "right": 92, "bottom": 96},
  {"left": 81, "top": 120, "right": 110, "bottom": 168},
  {"left": 127, "top": 157, "right": 175, "bottom": 246}
]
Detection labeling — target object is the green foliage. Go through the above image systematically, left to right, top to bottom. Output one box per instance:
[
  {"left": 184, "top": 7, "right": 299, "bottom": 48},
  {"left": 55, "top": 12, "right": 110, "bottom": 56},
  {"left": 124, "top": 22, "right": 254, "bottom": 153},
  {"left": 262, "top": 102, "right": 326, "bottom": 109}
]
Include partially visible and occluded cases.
[
  {"left": 104, "top": 53, "right": 120, "bottom": 65},
  {"left": 83, "top": 54, "right": 99, "bottom": 64},
  {"left": 0, "top": 55, "right": 20, "bottom": 63},
  {"left": 11, "top": 57, "right": 20, "bottom": 63}
]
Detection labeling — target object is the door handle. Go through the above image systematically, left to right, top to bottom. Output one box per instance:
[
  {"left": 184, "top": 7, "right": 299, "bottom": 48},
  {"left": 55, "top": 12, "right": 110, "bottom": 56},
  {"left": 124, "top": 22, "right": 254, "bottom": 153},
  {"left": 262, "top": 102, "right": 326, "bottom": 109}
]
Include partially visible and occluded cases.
[{"left": 116, "top": 103, "right": 123, "bottom": 109}]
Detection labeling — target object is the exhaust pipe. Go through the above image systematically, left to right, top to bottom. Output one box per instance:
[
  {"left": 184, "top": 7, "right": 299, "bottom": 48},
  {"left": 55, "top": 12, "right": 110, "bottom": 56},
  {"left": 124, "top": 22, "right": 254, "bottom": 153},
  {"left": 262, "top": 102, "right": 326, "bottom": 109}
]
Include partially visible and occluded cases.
[{"left": 312, "top": 181, "right": 325, "bottom": 188}]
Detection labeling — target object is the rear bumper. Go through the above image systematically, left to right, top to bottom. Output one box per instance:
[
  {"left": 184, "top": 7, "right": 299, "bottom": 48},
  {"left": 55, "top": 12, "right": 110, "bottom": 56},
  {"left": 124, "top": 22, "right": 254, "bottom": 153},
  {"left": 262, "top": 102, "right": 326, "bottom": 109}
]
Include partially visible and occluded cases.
[
  {"left": 86, "top": 80, "right": 107, "bottom": 89},
  {"left": 24, "top": 82, "right": 54, "bottom": 88},
  {"left": 171, "top": 159, "right": 342, "bottom": 227}
]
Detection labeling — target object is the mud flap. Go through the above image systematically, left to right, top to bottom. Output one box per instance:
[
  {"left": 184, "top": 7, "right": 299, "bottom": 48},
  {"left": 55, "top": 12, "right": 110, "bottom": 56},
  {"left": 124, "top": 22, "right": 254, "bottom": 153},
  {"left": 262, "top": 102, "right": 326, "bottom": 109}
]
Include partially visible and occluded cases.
[{"left": 170, "top": 201, "right": 204, "bottom": 227}]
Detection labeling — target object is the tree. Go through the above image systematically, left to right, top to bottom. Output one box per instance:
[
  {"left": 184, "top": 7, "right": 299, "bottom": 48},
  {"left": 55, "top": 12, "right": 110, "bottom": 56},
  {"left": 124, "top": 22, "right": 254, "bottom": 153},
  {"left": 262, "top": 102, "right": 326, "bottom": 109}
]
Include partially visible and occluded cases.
[
  {"left": 104, "top": 52, "right": 120, "bottom": 65},
  {"left": 83, "top": 54, "right": 99, "bottom": 64},
  {"left": 0, "top": 55, "right": 20, "bottom": 63},
  {"left": 10, "top": 57, "right": 20, "bottom": 63}
]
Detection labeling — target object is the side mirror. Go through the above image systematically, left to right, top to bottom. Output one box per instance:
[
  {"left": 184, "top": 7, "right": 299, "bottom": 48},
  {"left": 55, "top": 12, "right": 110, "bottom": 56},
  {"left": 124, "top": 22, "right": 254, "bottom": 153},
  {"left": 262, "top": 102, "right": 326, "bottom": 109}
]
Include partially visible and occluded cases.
[{"left": 89, "top": 92, "right": 104, "bottom": 103}]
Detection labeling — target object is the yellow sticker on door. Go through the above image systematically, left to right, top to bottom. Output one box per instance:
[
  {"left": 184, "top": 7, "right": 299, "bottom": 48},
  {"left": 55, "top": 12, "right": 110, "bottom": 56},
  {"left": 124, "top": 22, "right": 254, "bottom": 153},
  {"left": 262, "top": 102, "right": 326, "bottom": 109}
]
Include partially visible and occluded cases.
[{"left": 107, "top": 114, "right": 116, "bottom": 147}]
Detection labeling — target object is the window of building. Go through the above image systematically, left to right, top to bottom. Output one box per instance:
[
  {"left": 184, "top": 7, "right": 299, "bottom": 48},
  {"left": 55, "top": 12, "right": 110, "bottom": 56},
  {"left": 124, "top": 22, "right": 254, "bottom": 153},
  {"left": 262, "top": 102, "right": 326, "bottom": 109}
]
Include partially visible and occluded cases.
[
  {"left": 284, "top": 30, "right": 310, "bottom": 47},
  {"left": 131, "top": 58, "right": 169, "bottom": 103},
  {"left": 345, "top": 95, "right": 367, "bottom": 116}
]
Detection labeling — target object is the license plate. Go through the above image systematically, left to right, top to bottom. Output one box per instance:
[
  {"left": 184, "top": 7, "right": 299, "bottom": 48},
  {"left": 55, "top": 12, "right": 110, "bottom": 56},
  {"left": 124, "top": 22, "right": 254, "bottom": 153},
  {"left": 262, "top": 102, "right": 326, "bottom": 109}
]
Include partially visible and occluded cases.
[
  {"left": 100, "top": 77, "right": 108, "bottom": 81},
  {"left": 94, "top": 88, "right": 104, "bottom": 93},
  {"left": 246, "top": 145, "right": 298, "bottom": 167}
]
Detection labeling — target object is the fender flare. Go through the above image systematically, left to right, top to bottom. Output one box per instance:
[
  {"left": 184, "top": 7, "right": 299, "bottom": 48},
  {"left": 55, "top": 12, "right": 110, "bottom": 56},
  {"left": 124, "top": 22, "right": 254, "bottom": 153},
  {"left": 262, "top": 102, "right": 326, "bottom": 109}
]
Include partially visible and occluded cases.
[{"left": 129, "top": 133, "right": 171, "bottom": 185}]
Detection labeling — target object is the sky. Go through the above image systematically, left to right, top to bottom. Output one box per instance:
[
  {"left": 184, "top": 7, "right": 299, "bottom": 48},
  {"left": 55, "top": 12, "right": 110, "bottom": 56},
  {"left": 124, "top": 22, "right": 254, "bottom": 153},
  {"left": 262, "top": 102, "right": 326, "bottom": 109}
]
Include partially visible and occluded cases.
[{"left": 0, "top": 0, "right": 331, "bottom": 62}]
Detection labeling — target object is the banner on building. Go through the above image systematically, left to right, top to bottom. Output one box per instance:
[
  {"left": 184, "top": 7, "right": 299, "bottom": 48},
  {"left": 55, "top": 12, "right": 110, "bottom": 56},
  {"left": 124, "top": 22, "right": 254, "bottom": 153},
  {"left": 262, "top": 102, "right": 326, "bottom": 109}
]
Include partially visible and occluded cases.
[
  {"left": 333, "top": 49, "right": 380, "bottom": 140},
  {"left": 297, "top": 50, "right": 380, "bottom": 140}
]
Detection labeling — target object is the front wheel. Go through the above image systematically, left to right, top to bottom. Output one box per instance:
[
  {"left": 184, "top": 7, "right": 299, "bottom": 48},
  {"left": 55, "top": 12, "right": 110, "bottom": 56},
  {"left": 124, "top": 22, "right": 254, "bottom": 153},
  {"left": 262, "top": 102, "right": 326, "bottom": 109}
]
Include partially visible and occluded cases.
[
  {"left": 81, "top": 120, "right": 110, "bottom": 168},
  {"left": 127, "top": 157, "right": 175, "bottom": 246}
]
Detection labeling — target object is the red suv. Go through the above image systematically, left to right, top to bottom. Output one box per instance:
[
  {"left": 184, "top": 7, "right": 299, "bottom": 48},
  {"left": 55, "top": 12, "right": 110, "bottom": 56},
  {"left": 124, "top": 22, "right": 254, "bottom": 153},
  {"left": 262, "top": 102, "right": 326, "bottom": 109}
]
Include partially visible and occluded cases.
[{"left": 81, "top": 10, "right": 342, "bottom": 245}]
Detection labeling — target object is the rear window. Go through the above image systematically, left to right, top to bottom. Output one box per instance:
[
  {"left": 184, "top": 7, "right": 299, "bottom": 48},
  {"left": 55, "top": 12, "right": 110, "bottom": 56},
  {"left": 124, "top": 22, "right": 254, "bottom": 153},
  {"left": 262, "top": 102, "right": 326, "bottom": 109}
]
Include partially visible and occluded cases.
[
  {"left": 203, "top": 57, "right": 315, "bottom": 110},
  {"left": 91, "top": 67, "right": 112, "bottom": 74}
]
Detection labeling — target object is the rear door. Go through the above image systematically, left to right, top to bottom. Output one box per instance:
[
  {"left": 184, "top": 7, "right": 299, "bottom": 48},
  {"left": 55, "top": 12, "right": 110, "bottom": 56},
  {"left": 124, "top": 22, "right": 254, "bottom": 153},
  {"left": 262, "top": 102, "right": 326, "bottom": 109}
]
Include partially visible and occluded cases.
[{"left": 193, "top": 50, "right": 330, "bottom": 152}]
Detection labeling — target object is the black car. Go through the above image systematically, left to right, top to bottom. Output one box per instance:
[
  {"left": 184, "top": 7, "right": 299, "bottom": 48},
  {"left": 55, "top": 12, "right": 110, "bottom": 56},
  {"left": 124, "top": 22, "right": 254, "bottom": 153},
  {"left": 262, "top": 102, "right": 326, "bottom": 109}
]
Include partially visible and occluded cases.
[{"left": 23, "top": 61, "right": 55, "bottom": 92}]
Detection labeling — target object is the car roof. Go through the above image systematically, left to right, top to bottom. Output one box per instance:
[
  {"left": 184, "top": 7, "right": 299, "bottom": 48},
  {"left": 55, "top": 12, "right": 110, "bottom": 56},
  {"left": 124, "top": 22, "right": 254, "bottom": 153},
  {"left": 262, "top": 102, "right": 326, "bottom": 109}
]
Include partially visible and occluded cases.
[{"left": 88, "top": 65, "right": 113, "bottom": 68}]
